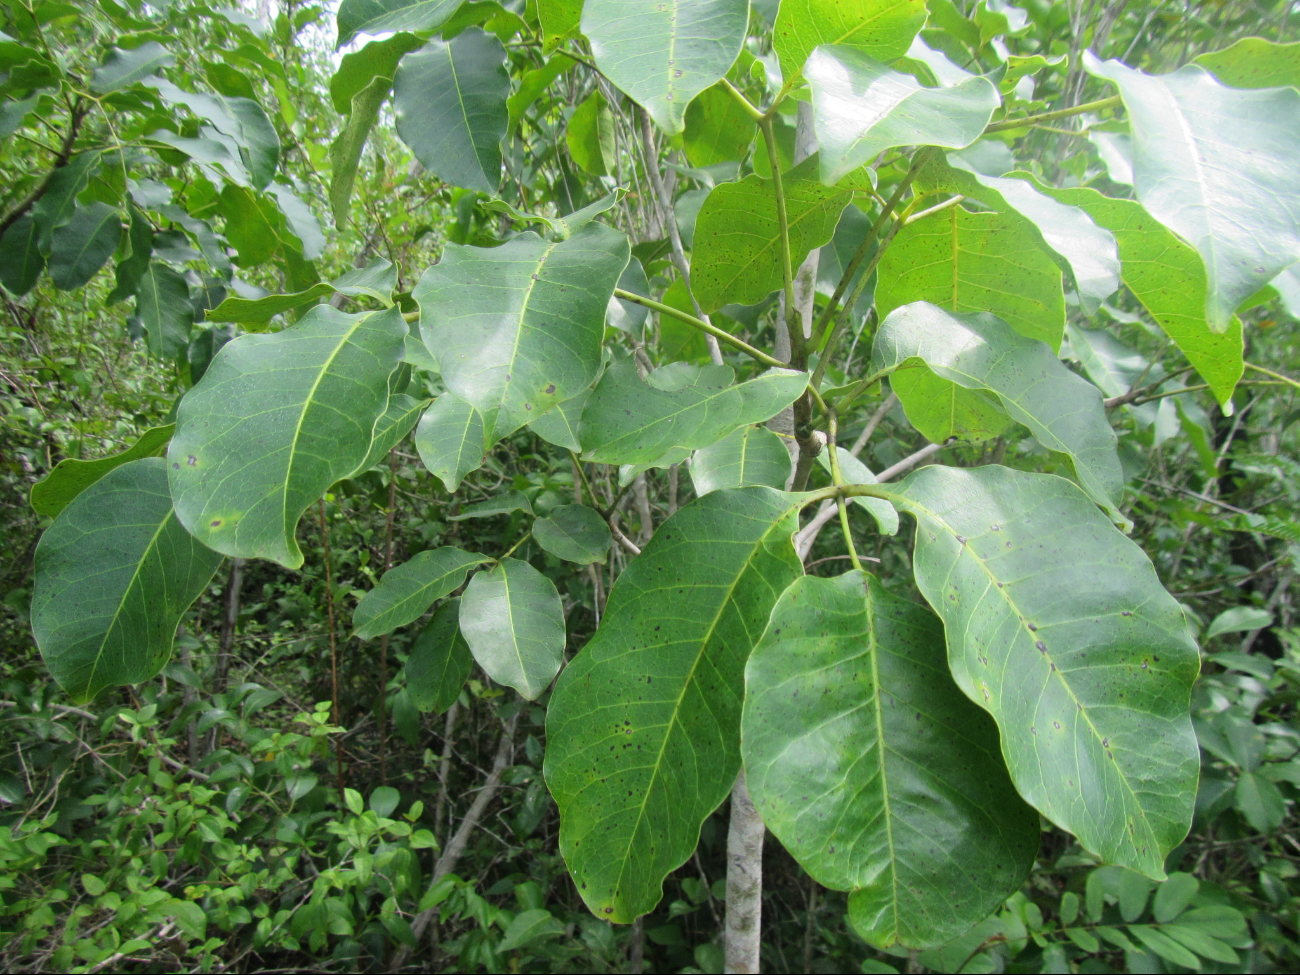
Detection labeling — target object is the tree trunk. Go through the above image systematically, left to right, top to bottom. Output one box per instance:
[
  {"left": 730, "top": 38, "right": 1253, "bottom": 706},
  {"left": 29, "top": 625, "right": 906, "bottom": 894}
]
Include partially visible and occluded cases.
[{"left": 725, "top": 770, "right": 765, "bottom": 974}]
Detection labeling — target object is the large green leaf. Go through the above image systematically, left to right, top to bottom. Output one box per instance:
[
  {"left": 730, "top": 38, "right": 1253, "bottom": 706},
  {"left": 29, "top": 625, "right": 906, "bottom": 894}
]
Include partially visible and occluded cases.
[
  {"left": 335, "top": 0, "right": 462, "bottom": 47},
  {"left": 537, "top": 0, "right": 583, "bottom": 50},
  {"left": 581, "top": 0, "right": 750, "bottom": 135},
  {"left": 774, "top": 0, "right": 927, "bottom": 82},
  {"left": 393, "top": 29, "right": 509, "bottom": 195},
  {"left": 330, "top": 32, "right": 425, "bottom": 114},
  {"left": 1193, "top": 38, "right": 1300, "bottom": 91},
  {"left": 90, "top": 41, "right": 174, "bottom": 93},
  {"left": 806, "top": 46, "right": 999, "bottom": 185},
  {"left": 1085, "top": 54, "right": 1300, "bottom": 331},
  {"left": 329, "top": 74, "right": 393, "bottom": 227},
  {"left": 146, "top": 78, "right": 280, "bottom": 190},
  {"left": 683, "top": 82, "right": 758, "bottom": 168},
  {"left": 566, "top": 89, "right": 616, "bottom": 176},
  {"left": 692, "top": 157, "right": 851, "bottom": 313},
  {"left": 1032, "top": 183, "right": 1243, "bottom": 410},
  {"left": 48, "top": 203, "right": 121, "bottom": 291},
  {"left": 876, "top": 205, "right": 1066, "bottom": 350},
  {"left": 0, "top": 215, "right": 46, "bottom": 296},
  {"left": 414, "top": 223, "right": 629, "bottom": 436},
  {"left": 136, "top": 262, "right": 194, "bottom": 359},
  {"left": 872, "top": 302, "right": 1124, "bottom": 523},
  {"left": 168, "top": 306, "right": 406, "bottom": 569},
  {"left": 578, "top": 357, "right": 809, "bottom": 464},
  {"left": 352, "top": 393, "right": 424, "bottom": 475},
  {"left": 414, "top": 393, "right": 492, "bottom": 491},
  {"left": 689, "top": 424, "right": 791, "bottom": 495},
  {"left": 30, "top": 425, "right": 174, "bottom": 519},
  {"left": 31, "top": 458, "right": 223, "bottom": 703},
  {"left": 880, "top": 464, "right": 1200, "bottom": 878},
  {"left": 545, "top": 487, "right": 803, "bottom": 921},
  {"left": 534, "top": 504, "right": 611, "bottom": 565},
  {"left": 353, "top": 547, "right": 488, "bottom": 640},
  {"left": 460, "top": 558, "right": 565, "bottom": 700},
  {"left": 742, "top": 571, "right": 1038, "bottom": 948},
  {"left": 407, "top": 600, "right": 474, "bottom": 714}
]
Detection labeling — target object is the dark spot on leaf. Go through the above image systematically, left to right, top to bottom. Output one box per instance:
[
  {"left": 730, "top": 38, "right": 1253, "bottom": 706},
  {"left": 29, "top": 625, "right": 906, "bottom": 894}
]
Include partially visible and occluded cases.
[
  {"left": 545, "top": 384, "right": 556, "bottom": 394},
  {"left": 187, "top": 455, "right": 197, "bottom": 466},
  {"left": 210, "top": 519, "right": 222, "bottom": 528},
  {"left": 1036, "top": 641, "right": 1046, "bottom": 652}
]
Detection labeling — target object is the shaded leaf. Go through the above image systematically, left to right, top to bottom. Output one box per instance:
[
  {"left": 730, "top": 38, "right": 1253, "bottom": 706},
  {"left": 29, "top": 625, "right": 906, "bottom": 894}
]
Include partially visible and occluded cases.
[
  {"left": 336, "top": 0, "right": 462, "bottom": 47},
  {"left": 537, "top": 0, "right": 583, "bottom": 51},
  {"left": 90, "top": 42, "right": 173, "bottom": 94},
  {"left": 329, "top": 74, "right": 392, "bottom": 227},
  {"left": 683, "top": 82, "right": 758, "bottom": 168},
  {"left": 567, "top": 89, "right": 616, "bottom": 176},
  {"left": 48, "top": 203, "right": 121, "bottom": 290},
  {"left": 106, "top": 205, "right": 152, "bottom": 305},
  {"left": 0, "top": 214, "right": 45, "bottom": 296},
  {"left": 136, "top": 262, "right": 194, "bottom": 359},
  {"left": 168, "top": 306, "right": 406, "bottom": 568},
  {"left": 529, "top": 386, "right": 590, "bottom": 452},
  {"left": 415, "top": 393, "right": 491, "bottom": 492},
  {"left": 690, "top": 424, "right": 791, "bottom": 495},
  {"left": 30, "top": 425, "right": 174, "bottom": 519},
  {"left": 31, "top": 459, "right": 223, "bottom": 702},
  {"left": 546, "top": 487, "right": 803, "bottom": 920},
  {"left": 448, "top": 489, "right": 533, "bottom": 521},
  {"left": 534, "top": 504, "right": 611, "bottom": 564},
  {"left": 354, "top": 547, "right": 488, "bottom": 640},
  {"left": 460, "top": 558, "right": 565, "bottom": 700},
  {"left": 743, "top": 571, "right": 1038, "bottom": 948},
  {"left": 407, "top": 600, "right": 474, "bottom": 714},
  {"left": 1204, "top": 606, "right": 1272, "bottom": 640},
  {"left": 498, "top": 908, "right": 565, "bottom": 951}
]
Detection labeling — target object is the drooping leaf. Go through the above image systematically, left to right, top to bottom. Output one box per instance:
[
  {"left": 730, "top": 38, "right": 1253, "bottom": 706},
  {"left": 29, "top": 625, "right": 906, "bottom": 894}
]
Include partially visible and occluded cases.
[
  {"left": 336, "top": 0, "right": 463, "bottom": 47},
  {"left": 581, "top": 0, "right": 750, "bottom": 135},
  {"left": 774, "top": 0, "right": 927, "bottom": 82},
  {"left": 393, "top": 29, "right": 509, "bottom": 195},
  {"left": 329, "top": 31, "right": 425, "bottom": 114},
  {"left": 1193, "top": 38, "right": 1300, "bottom": 90},
  {"left": 90, "top": 41, "right": 173, "bottom": 94},
  {"left": 806, "top": 46, "right": 999, "bottom": 185},
  {"left": 509, "top": 52, "right": 575, "bottom": 126},
  {"left": 1085, "top": 54, "right": 1300, "bottom": 331},
  {"left": 329, "top": 74, "right": 393, "bottom": 227},
  {"left": 146, "top": 78, "right": 280, "bottom": 190},
  {"left": 566, "top": 89, "right": 616, "bottom": 176},
  {"left": 31, "top": 152, "right": 100, "bottom": 252},
  {"left": 692, "top": 156, "right": 851, "bottom": 313},
  {"left": 266, "top": 183, "right": 325, "bottom": 261},
  {"left": 1033, "top": 183, "right": 1244, "bottom": 410},
  {"left": 217, "top": 185, "right": 279, "bottom": 265},
  {"left": 48, "top": 203, "right": 121, "bottom": 291},
  {"left": 106, "top": 205, "right": 152, "bottom": 305},
  {"left": 876, "top": 205, "right": 1066, "bottom": 350},
  {"left": 0, "top": 214, "right": 45, "bottom": 296},
  {"left": 414, "top": 222, "right": 629, "bottom": 436},
  {"left": 607, "top": 258, "right": 649, "bottom": 335},
  {"left": 136, "top": 262, "right": 194, "bottom": 359},
  {"left": 206, "top": 283, "right": 334, "bottom": 326},
  {"left": 872, "top": 302, "right": 1124, "bottom": 523},
  {"left": 168, "top": 306, "right": 406, "bottom": 569},
  {"left": 578, "top": 356, "right": 809, "bottom": 464},
  {"left": 352, "top": 393, "right": 424, "bottom": 475},
  {"left": 414, "top": 393, "right": 492, "bottom": 491},
  {"left": 30, "top": 425, "right": 174, "bottom": 519},
  {"left": 690, "top": 425, "right": 792, "bottom": 495},
  {"left": 814, "top": 446, "right": 898, "bottom": 535},
  {"left": 31, "top": 458, "right": 224, "bottom": 703},
  {"left": 881, "top": 464, "right": 1200, "bottom": 878},
  {"left": 546, "top": 487, "right": 803, "bottom": 921},
  {"left": 448, "top": 489, "right": 533, "bottom": 520},
  {"left": 533, "top": 504, "right": 611, "bottom": 565},
  {"left": 353, "top": 547, "right": 489, "bottom": 640},
  {"left": 460, "top": 558, "right": 565, "bottom": 700},
  {"left": 743, "top": 571, "right": 1038, "bottom": 948},
  {"left": 407, "top": 599, "right": 474, "bottom": 714}
]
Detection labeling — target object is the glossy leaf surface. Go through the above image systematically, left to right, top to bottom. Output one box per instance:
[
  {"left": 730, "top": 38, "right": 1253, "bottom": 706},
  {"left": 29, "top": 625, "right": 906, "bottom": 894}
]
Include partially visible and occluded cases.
[
  {"left": 582, "top": 0, "right": 750, "bottom": 135},
  {"left": 414, "top": 223, "right": 629, "bottom": 436},
  {"left": 168, "top": 306, "right": 406, "bottom": 569},
  {"left": 689, "top": 424, "right": 792, "bottom": 495},
  {"left": 31, "top": 425, "right": 174, "bottom": 519},
  {"left": 31, "top": 459, "right": 223, "bottom": 702},
  {"left": 886, "top": 464, "right": 1200, "bottom": 878},
  {"left": 546, "top": 487, "right": 803, "bottom": 920},
  {"left": 534, "top": 504, "right": 611, "bottom": 565},
  {"left": 353, "top": 547, "right": 488, "bottom": 640},
  {"left": 460, "top": 558, "right": 565, "bottom": 700},
  {"left": 743, "top": 571, "right": 1038, "bottom": 948},
  {"left": 407, "top": 600, "right": 474, "bottom": 714}
]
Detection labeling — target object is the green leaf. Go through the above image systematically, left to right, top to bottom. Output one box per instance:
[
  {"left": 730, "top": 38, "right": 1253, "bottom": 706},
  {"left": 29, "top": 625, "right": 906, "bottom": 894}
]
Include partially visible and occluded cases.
[
  {"left": 335, "top": 0, "right": 463, "bottom": 47},
  {"left": 581, "top": 0, "right": 750, "bottom": 135},
  {"left": 774, "top": 0, "right": 927, "bottom": 82},
  {"left": 393, "top": 29, "right": 509, "bottom": 195},
  {"left": 330, "top": 32, "right": 425, "bottom": 114},
  {"left": 1193, "top": 37, "right": 1300, "bottom": 90},
  {"left": 90, "top": 41, "right": 173, "bottom": 93},
  {"left": 807, "top": 46, "right": 999, "bottom": 185},
  {"left": 509, "top": 52, "right": 575, "bottom": 126},
  {"left": 1085, "top": 54, "right": 1300, "bottom": 331},
  {"left": 329, "top": 74, "right": 392, "bottom": 227},
  {"left": 146, "top": 78, "right": 280, "bottom": 190},
  {"left": 683, "top": 82, "right": 758, "bottom": 168},
  {"left": 567, "top": 89, "right": 617, "bottom": 176},
  {"left": 32, "top": 152, "right": 100, "bottom": 252},
  {"left": 693, "top": 156, "right": 851, "bottom": 313},
  {"left": 266, "top": 184, "right": 324, "bottom": 261},
  {"left": 1034, "top": 184, "right": 1244, "bottom": 410},
  {"left": 48, "top": 203, "right": 121, "bottom": 291},
  {"left": 107, "top": 205, "right": 152, "bottom": 305},
  {"left": 875, "top": 206, "right": 1066, "bottom": 350},
  {"left": 0, "top": 215, "right": 45, "bottom": 296},
  {"left": 414, "top": 223, "right": 629, "bottom": 436},
  {"left": 608, "top": 258, "right": 649, "bottom": 335},
  {"left": 136, "top": 262, "right": 194, "bottom": 359},
  {"left": 206, "top": 283, "right": 334, "bottom": 327},
  {"left": 872, "top": 302, "right": 1124, "bottom": 523},
  {"left": 168, "top": 306, "right": 406, "bottom": 569},
  {"left": 578, "top": 356, "right": 809, "bottom": 464},
  {"left": 529, "top": 386, "right": 589, "bottom": 451},
  {"left": 352, "top": 392, "right": 424, "bottom": 474},
  {"left": 414, "top": 393, "right": 491, "bottom": 491},
  {"left": 30, "top": 424, "right": 174, "bottom": 519},
  {"left": 690, "top": 425, "right": 791, "bottom": 495},
  {"left": 814, "top": 446, "right": 898, "bottom": 535},
  {"left": 31, "top": 458, "right": 223, "bottom": 703},
  {"left": 884, "top": 464, "right": 1201, "bottom": 878},
  {"left": 546, "top": 487, "right": 803, "bottom": 921},
  {"left": 448, "top": 489, "right": 533, "bottom": 520},
  {"left": 534, "top": 504, "right": 611, "bottom": 565},
  {"left": 353, "top": 547, "right": 488, "bottom": 640},
  {"left": 460, "top": 558, "right": 565, "bottom": 700},
  {"left": 742, "top": 571, "right": 1038, "bottom": 948},
  {"left": 407, "top": 600, "right": 473, "bottom": 714},
  {"left": 1205, "top": 605, "right": 1273, "bottom": 640},
  {"left": 1236, "top": 770, "right": 1286, "bottom": 832},
  {"left": 1152, "top": 872, "right": 1199, "bottom": 923},
  {"left": 498, "top": 908, "right": 566, "bottom": 951},
  {"left": 1162, "top": 923, "right": 1239, "bottom": 965},
  {"left": 1129, "top": 926, "right": 1203, "bottom": 969}
]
